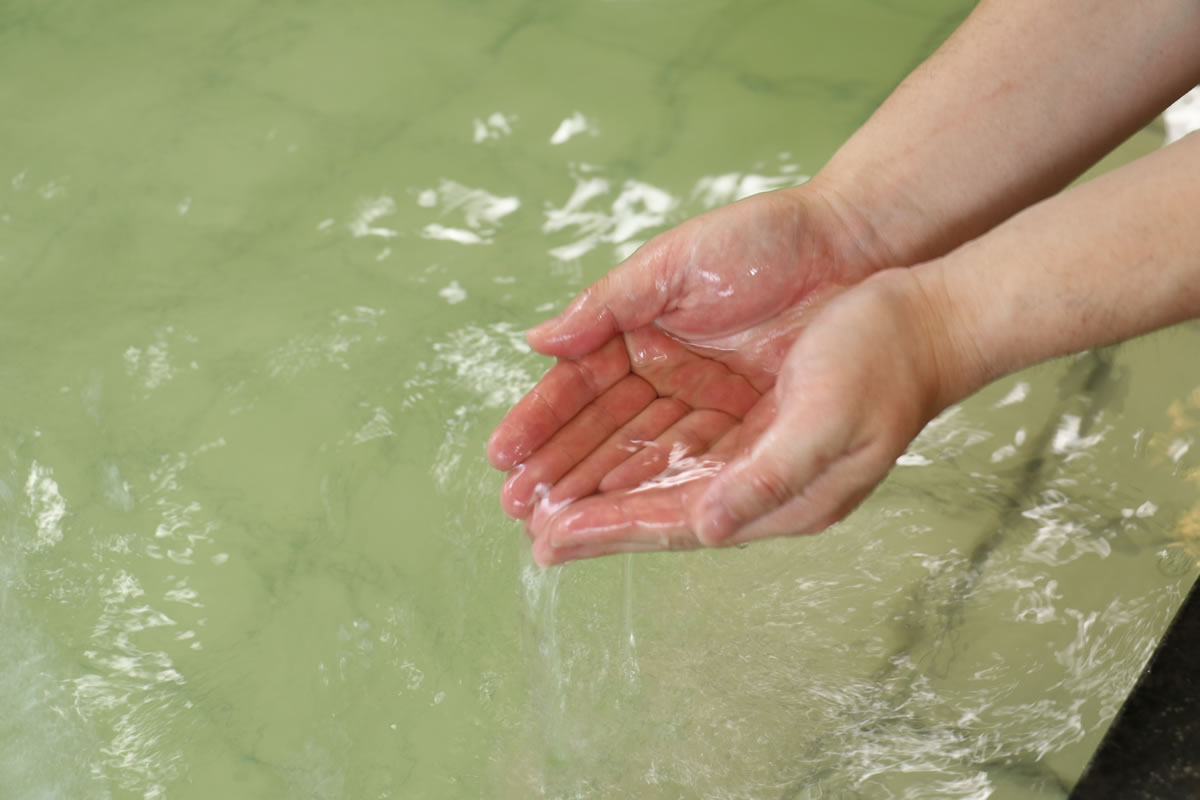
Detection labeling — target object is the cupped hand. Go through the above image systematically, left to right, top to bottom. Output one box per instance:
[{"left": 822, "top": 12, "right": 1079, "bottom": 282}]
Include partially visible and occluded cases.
[{"left": 487, "top": 186, "right": 941, "bottom": 565}]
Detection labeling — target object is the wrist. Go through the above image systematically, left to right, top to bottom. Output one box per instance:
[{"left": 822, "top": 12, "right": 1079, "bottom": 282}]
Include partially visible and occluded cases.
[
  {"left": 805, "top": 164, "right": 944, "bottom": 272},
  {"left": 901, "top": 260, "right": 998, "bottom": 413}
]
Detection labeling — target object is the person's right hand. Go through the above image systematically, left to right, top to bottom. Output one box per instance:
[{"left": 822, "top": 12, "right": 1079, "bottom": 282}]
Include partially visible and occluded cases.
[{"left": 487, "top": 182, "right": 902, "bottom": 558}]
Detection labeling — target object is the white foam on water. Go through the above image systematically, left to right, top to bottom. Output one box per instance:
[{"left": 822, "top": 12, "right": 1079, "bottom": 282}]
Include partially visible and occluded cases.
[
  {"left": 1164, "top": 86, "right": 1200, "bottom": 144},
  {"left": 475, "top": 111, "right": 516, "bottom": 143},
  {"left": 549, "top": 112, "right": 594, "bottom": 145},
  {"left": 691, "top": 168, "right": 808, "bottom": 209},
  {"left": 542, "top": 171, "right": 677, "bottom": 262},
  {"left": 414, "top": 179, "right": 520, "bottom": 246},
  {"left": 348, "top": 195, "right": 400, "bottom": 239},
  {"left": 422, "top": 223, "right": 484, "bottom": 244},
  {"left": 438, "top": 279, "right": 468, "bottom": 304},
  {"left": 267, "top": 306, "right": 385, "bottom": 379},
  {"left": 411, "top": 323, "right": 537, "bottom": 491},
  {"left": 123, "top": 328, "right": 180, "bottom": 393},
  {"left": 497, "top": 375, "right": 1191, "bottom": 799},
  {"left": 994, "top": 380, "right": 1030, "bottom": 408},
  {"left": 350, "top": 405, "right": 393, "bottom": 444},
  {"left": 905, "top": 405, "right": 993, "bottom": 462},
  {"left": 1051, "top": 414, "right": 1108, "bottom": 458},
  {"left": 2, "top": 442, "right": 213, "bottom": 797},
  {"left": 24, "top": 460, "right": 65, "bottom": 551},
  {"left": 102, "top": 463, "right": 135, "bottom": 511},
  {"left": 1020, "top": 488, "right": 1114, "bottom": 566},
  {"left": 0, "top": 532, "right": 106, "bottom": 799}
]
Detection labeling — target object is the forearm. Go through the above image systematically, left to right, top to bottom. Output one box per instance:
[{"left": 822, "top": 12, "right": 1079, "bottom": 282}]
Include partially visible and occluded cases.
[
  {"left": 813, "top": 0, "right": 1200, "bottom": 267},
  {"left": 921, "top": 131, "right": 1200, "bottom": 407}
]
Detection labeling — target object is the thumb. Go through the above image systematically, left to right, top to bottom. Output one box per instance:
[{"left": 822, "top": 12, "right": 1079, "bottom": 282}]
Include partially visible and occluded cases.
[
  {"left": 527, "top": 244, "right": 674, "bottom": 357},
  {"left": 691, "top": 413, "right": 836, "bottom": 547}
]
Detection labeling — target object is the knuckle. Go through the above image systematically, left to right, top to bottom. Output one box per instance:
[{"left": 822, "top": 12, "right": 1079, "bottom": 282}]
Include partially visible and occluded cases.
[{"left": 743, "top": 465, "right": 794, "bottom": 514}]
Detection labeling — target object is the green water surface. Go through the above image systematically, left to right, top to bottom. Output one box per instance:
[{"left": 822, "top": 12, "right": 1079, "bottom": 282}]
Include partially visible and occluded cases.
[{"left": 1, "top": 1, "right": 1196, "bottom": 798}]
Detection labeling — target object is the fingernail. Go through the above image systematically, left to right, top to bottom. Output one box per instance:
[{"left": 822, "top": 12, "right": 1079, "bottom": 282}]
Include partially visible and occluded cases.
[
  {"left": 529, "top": 291, "right": 592, "bottom": 341},
  {"left": 528, "top": 316, "right": 561, "bottom": 339},
  {"left": 497, "top": 441, "right": 530, "bottom": 470},
  {"left": 695, "top": 495, "right": 737, "bottom": 547},
  {"left": 547, "top": 509, "right": 588, "bottom": 549},
  {"left": 532, "top": 537, "right": 562, "bottom": 568}
]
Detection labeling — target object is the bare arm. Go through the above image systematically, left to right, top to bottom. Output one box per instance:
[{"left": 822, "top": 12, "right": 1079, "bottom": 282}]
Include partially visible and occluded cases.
[
  {"left": 494, "top": 0, "right": 1200, "bottom": 563},
  {"left": 814, "top": 0, "right": 1200, "bottom": 267},
  {"left": 689, "top": 131, "right": 1200, "bottom": 548},
  {"left": 927, "top": 131, "right": 1200, "bottom": 408}
]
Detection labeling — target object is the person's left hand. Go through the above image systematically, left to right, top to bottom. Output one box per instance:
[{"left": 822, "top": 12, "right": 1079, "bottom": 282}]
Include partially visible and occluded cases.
[
  {"left": 487, "top": 187, "right": 898, "bottom": 564},
  {"left": 507, "top": 264, "right": 973, "bottom": 566}
]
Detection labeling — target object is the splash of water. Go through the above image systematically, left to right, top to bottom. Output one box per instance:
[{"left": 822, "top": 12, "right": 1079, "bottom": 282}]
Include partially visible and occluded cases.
[{"left": 626, "top": 441, "right": 724, "bottom": 494}]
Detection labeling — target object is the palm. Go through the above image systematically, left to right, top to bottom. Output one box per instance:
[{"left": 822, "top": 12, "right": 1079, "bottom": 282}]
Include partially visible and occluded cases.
[{"left": 488, "top": 188, "right": 886, "bottom": 563}]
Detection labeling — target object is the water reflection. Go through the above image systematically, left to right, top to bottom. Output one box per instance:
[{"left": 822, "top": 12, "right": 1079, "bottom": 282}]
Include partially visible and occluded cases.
[
  {"left": 2, "top": 0, "right": 1197, "bottom": 796},
  {"left": 542, "top": 159, "right": 807, "bottom": 263},
  {"left": 417, "top": 179, "right": 520, "bottom": 246},
  {"left": 511, "top": 347, "right": 1198, "bottom": 798}
]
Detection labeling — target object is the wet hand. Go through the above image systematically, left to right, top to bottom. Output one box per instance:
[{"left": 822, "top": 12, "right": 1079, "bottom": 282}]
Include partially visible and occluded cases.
[
  {"left": 487, "top": 187, "right": 913, "bottom": 564},
  {"left": 521, "top": 268, "right": 958, "bottom": 564}
]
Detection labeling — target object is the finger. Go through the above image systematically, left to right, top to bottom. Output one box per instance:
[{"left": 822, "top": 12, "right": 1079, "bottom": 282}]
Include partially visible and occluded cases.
[
  {"left": 526, "top": 245, "right": 674, "bottom": 358},
  {"left": 622, "top": 326, "right": 760, "bottom": 417},
  {"left": 488, "top": 337, "right": 630, "bottom": 470},
  {"left": 500, "top": 375, "right": 657, "bottom": 518},
  {"left": 541, "top": 397, "right": 689, "bottom": 510},
  {"left": 689, "top": 404, "right": 845, "bottom": 547},
  {"left": 597, "top": 409, "right": 738, "bottom": 492},
  {"left": 716, "top": 447, "right": 888, "bottom": 544},
  {"left": 537, "top": 466, "right": 879, "bottom": 566},
  {"left": 531, "top": 481, "right": 711, "bottom": 562},
  {"left": 534, "top": 531, "right": 684, "bottom": 567}
]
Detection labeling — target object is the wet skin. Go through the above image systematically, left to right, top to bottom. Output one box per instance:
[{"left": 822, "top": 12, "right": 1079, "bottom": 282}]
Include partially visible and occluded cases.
[{"left": 488, "top": 186, "right": 891, "bottom": 565}]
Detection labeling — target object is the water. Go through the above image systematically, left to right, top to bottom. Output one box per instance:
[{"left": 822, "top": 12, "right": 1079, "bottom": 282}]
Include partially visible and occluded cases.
[{"left": 1, "top": 1, "right": 1196, "bottom": 798}]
